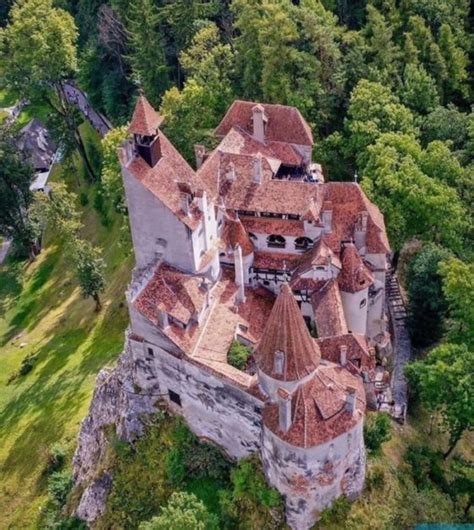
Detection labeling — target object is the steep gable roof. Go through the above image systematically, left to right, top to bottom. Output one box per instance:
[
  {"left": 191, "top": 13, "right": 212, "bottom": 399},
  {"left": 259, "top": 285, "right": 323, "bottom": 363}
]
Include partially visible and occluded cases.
[
  {"left": 128, "top": 95, "right": 164, "bottom": 136},
  {"left": 214, "top": 100, "right": 313, "bottom": 146},
  {"left": 338, "top": 243, "right": 375, "bottom": 293},
  {"left": 255, "top": 283, "right": 320, "bottom": 381}
]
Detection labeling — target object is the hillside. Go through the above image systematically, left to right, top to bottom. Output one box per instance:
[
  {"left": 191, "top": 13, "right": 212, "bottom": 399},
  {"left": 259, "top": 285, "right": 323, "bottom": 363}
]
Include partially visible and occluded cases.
[{"left": 0, "top": 125, "right": 132, "bottom": 528}]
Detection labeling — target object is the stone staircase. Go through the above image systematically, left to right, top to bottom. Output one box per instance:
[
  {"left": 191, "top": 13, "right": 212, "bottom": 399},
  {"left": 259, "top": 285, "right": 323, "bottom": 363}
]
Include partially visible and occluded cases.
[{"left": 385, "top": 271, "right": 412, "bottom": 423}]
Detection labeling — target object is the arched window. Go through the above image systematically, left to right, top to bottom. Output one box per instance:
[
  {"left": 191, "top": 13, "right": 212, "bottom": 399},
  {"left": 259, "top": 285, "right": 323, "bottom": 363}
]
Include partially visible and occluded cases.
[
  {"left": 248, "top": 232, "right": 258, "bottom": 241},
  {"left": 267, "top": 234, "right": 286, "bottom": 249},
  {"left": 294, "top": 237, "right": 313, "bottom": 251},
  {"left": 360, "top": 298, "right": 367, "bottom": 309},
  {"left": 274, "top": 350, "right": 285, "bottom": 374}
]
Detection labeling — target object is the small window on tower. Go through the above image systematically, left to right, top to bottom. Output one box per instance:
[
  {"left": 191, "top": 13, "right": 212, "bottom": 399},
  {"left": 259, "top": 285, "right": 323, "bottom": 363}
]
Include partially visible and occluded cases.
[
  {"left": 360, "top": 298, "right": 367, "bottom": 309},
  {"left": 147, "top": 347, "right": 154, "bottom": 357},
  {"left": 274, "top": 350, "right": 285, "bottom": 375},
  {"left": 168, "top": 389, "right": 182, "bottom": 407}
]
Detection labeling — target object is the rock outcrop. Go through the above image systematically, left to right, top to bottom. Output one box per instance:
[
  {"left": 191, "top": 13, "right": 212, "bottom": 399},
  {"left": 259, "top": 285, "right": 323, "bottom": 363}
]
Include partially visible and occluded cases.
[{"left": 72, "top": 336, "right": 156, "bottom": 522}]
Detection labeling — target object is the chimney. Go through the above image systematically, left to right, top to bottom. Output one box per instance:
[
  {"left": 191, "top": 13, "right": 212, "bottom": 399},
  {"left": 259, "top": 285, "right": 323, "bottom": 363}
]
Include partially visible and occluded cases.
[
  {"left": 252, "top": 104, "right": 267, "bottom": 143},
  {"left": 194, "top": 144, "right": 206, "bottom": 169},
  {"left": 253, "top": 154, "right": 263, "bottom": 184},
  {"left": 226, "top": 161, "right": 236, "bottom": 181},
  {"left": 180, "top": 192, "right": 191, "bottom": 215},
  {"left": 322, "top": 201, "right": 333, "bottom": 233},
  {"left": 354, "top": 211, "right": 368, "bottom": 250},
  {"left": 234, "top": 244, "right": 246, "bottom": 304},
  {"left": 158, "top": 310, "right": 169, "bottom": 329},
  {"left": 340, "top": 344, "right": 348, "bottom": 366},
  {"left": 345, "top": 387, "right": 357, "bottom": 414},
  {"left": 277, "top": 388, "right": 292, "bottom": 432}
]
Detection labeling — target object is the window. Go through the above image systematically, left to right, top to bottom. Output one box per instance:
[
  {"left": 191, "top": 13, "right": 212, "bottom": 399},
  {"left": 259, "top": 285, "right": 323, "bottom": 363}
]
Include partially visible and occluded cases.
[
  {"left": 288, "top": 214, "right": 300, "bottom": 220},
  {"left": 248, "top": 232, "right": 258, "bottom": 241},
  {"left": 267, "top": 234, "right": 286, "bottom": 249},
  {"left": 294, "top": 236, "right": 313, "bottom": 251},
  {"left": 263, "top": 280, "right": 270, "bottom": 286},
  {"left": 360, "top": 298, "right": 367, "bottom": 309},
  {"left": 147, "top": 347, "right": 154, "bottom": 357},
  {"left": 274, "top": 350, "right": 285, "bottom": 374},
  {"left": 168, "top": 389, "right": 182, "bottom": 407}
]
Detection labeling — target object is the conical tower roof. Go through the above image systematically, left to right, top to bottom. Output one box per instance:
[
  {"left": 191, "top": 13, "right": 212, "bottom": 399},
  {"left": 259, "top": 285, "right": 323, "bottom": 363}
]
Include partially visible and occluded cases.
[
  {"left": 128, "top": 94, "right": 164, "bottom": 136},
  {"left": 255, "top": 283, "right": 320, "bottom": 381}
]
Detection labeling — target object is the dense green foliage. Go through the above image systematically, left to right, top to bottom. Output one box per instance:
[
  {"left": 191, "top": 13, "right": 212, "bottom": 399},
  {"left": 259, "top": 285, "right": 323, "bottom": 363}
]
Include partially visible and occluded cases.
[
  {"left": 406, "top": 244, "right": 451, "bottom": 347},
  {"left": 227, "top": 340, "right": 252, "bottom": 371},
  {"left": 363, "top": 412, "right": 392, "bottom": 454},
  {"left": 96, "top": 413, "right": 283, "bottom": 530}
]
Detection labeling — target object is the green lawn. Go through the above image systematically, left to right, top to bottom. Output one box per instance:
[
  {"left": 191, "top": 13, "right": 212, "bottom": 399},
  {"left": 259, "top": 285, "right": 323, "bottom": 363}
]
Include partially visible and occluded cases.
[{"left": 0, "top": 126, "right": 132, "bottom": 529}]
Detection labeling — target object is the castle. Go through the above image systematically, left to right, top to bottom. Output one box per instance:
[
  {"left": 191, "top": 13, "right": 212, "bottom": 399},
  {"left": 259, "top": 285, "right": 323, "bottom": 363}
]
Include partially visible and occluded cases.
[{"left": 118, "top": 96, "right": 391, "bottom": 529}]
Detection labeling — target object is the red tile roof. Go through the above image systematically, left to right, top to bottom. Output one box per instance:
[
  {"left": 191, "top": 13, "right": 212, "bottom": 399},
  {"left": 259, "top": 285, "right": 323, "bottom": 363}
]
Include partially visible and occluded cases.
[
  {"left": 128, "top": 95, "right": 164, "bottom": 136},
  {"left": 214, "top": 100, "right": 313, "bottom": 146},
  {"left": 126, "top": 131, "right": 203, "bottom": 230},
  {"left": 221, "top": 216, "right": 254, "bottom": 256},
  {"left": 240, "top": 216, "right": 306, "bottom": 237},
  {"left": 293, "top": 238, "right": 341, "bottom": 276},
  {"left": 338, "top": 243, "right": 374, "bottom": 293},
  {"left": 253, "top": 251, "right": 301, "bottom": 271},
  {"left": 134, "top": 263, "right": 207, "bottom": 325},
  {"left": 310, "top": 280, "right": 348, "bottom": 337},
  {"left": 255, "top": 283, "right": 320, "bottom": 381},
  {"left": 317, "top": 334, "right": 375, "bottom": 372},
  {"left": 263, "top": 364, "right": 365, "bottom": 447}
]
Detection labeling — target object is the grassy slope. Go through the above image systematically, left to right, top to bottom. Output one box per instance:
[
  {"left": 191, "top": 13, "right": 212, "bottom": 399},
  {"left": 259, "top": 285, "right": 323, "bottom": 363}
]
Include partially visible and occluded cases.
[{"left": 0, "top": 123, "right": 132, "bottom": 529}]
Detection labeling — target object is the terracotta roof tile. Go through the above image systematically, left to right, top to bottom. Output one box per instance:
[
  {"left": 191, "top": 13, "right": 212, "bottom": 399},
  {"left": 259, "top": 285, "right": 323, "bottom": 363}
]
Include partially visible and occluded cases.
[
  {"left": 128, "top": 95, "right": 164, "bottom": 136},
  {"left": 214, "top": 100, "right": 313, "bottom": 146},
  {"left": 126, "top": 131, "right": 203, "bottom": 230},
  {"left": 221, "top": 216, "right": 254, "bottom": 256},
  {"left": 241, "top": 216, "right": 306, "bottom": 237},
  {"left": 293, "top": 238, "right": 341, "bottom": 276},
  {"left": 338, "top": 243, "right": 374, "bottom": 293},
  {"left": 253, "top": 251, "right": 301, "bottom": 271},
  {"left": 134, "top": 263, "right": 207, "bottom": 325},
  {"left": 310, "top": 280, "right": 348, "bottom": 337},
  {"left": 255, "top": 283, "right": 320, "bottom": 381},
  {"left": 317, "top": 334, "right": 375, "bottom": 372},
  {"left": 263, "top": 364, "right": 365, "bottom": 447}
]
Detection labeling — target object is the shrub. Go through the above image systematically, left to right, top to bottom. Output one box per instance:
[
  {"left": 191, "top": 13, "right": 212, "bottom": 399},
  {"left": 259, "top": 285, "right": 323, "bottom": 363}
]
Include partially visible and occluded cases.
[
  {"left": 79, "top": 192, "right": 89, "bottom": 206},
  {"left": 227, "top": 340, "right": 252, "bottom": 370},
  {"left": 19, "top": 353, "right": 38, "bottom": 376},
  {"left": 364, "top": 412, "right": 392, "bottom": 454},
  {"left": 46, "top": 443, "right": 67, "bottom": 474},
  {"left": 405, "top": 445, "right": 447, "bottom": 491},
  {"left": 47, "top": 470, "right": 73, "bottom": 506},
  {"left": 138, "top": 492, "right": 219, "bottom": 530},
  {"left": 319, "top": 495, "right": 351, "bottom": 526}
]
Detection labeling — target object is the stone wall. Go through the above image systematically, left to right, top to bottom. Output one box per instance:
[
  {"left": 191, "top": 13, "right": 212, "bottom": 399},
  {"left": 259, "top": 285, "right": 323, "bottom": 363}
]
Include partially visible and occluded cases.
[
  {"left": 130, "top": 337, "right": 265, "bottom": 459},
  {"left": 261, "top": 420, "right": 365, "bottom": 530}
]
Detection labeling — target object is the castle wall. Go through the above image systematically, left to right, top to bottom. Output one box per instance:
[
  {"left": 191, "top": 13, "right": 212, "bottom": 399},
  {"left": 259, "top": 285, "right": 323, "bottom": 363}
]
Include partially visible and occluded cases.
[
  {"left": 122, "top": 167, "right": 197, "bottom": 273},
  {"left": 129, "top": 337, "right": 264, "bottom": 459},
  {"left": 258, "top": 368, "right": 316, "bottom": 401},
  {"left": 261, "top": 420, "right": 366, "bottom": 530}
]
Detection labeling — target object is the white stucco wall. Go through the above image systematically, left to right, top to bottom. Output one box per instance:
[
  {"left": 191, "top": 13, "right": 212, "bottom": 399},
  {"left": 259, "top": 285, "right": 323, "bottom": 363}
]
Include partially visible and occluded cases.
[{"left": 340, "top": 288, "right": 369, "bottom": 336}]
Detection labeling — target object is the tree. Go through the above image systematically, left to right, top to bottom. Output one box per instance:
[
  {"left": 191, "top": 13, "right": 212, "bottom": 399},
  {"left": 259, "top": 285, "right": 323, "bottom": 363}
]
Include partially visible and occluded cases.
[
  {"left": 1, "top": 0, "right": 96, "bottom": 180},
  {"left": 125, "top": 0, "right": 169, "bottom": 107},
  {"left": 438, "top": 23, "right": 468, "bottom": 100},
  {"left": 400, "top": 63, "right": 439, "bottom": 114},
  {"left": 343, "top": 80, "right": 416, "bottom": 169},
  {"left": 421, "top": 105, "right": 470, "bottom": 151},
  {"left": 0, "top": 123, "right": 40, "bottom": 258},
  {"left": 101, "top": 126, "right": 128, "bottom": 211},
  {"left": 361, "top": 132, "right": 467, "bottom": 252},
  {"left": 73, "top": 239, "right": 106, "bottom": 311},
  {"left": 406, "top": 243, "right": 451, "bottom": 347},
  {"left": 439, "top": 258, "right": 474, "bottom": 349},
  {"left": 405, "top": 343, "right": 473, "bottom": 458},
  {"left": 364, "top": 412, "right": 392, "bottom": 454},
  {"left": 138, "top": 492, "right": 218, "bottom": 530}
]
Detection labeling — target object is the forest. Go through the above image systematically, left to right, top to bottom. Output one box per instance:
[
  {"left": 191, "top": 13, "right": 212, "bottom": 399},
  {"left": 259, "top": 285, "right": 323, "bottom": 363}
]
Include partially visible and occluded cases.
[{"left": 0, "top": 0, "right": 472, "bottom": 528}]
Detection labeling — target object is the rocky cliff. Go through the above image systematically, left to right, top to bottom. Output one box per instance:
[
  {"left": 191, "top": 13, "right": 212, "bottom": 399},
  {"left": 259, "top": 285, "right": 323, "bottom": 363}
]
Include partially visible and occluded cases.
[{"left": 72, "top": 336, "right": 156, "bottom": 523}]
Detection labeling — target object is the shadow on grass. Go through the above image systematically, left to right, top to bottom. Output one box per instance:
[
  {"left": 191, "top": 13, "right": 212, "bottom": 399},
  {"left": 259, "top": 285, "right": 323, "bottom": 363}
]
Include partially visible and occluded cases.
[{"left": 0, "top": 258, "right": 23, "bottom": 320}]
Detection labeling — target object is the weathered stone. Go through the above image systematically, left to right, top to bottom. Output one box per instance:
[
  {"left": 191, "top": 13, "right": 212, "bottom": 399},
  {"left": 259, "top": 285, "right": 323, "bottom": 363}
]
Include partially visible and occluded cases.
[{"left": 75, "top": 472, "right": 112, "bottom": 522}]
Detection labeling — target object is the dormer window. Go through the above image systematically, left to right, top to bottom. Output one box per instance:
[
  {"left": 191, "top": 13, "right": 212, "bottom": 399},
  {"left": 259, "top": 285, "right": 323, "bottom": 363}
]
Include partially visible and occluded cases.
[
  {"left": 267, "top": 234, "right": 286, "bottom": 249},
  {"left": 274, "top": 350, "right": 285, "bottom": 374}
]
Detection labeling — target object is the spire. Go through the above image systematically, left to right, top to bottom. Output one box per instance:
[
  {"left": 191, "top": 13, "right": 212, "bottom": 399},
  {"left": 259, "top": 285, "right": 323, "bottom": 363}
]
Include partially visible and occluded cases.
[
  {"left": 128, "top": 94, "right": 164, "bottom": 136},
  {"left": 338, "top": 242, "right": 374, "bottom": 293},
  {"left": 255, "top": 283, "right": 320, "bottom": 381}
]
